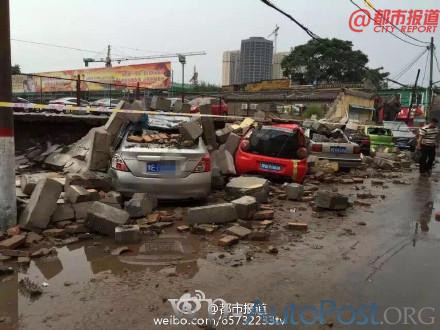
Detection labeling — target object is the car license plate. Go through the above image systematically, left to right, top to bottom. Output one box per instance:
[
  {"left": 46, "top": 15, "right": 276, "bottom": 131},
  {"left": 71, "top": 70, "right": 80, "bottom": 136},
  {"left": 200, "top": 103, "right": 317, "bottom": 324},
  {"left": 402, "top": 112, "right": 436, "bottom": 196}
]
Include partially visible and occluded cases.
[
  {"left": 330, "top": 146, "right": 346, "bottom": 153},
  {"left": 146, "top": 162, "right": 175, "bottom": 173},
  {"left": 259, "top": 162, "right": 281, "bottom": 171}
]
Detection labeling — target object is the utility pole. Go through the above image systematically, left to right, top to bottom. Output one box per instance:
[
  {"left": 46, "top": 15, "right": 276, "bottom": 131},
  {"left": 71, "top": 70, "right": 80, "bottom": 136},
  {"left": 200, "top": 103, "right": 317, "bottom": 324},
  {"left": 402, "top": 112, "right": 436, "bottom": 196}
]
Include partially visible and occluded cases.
[
  {"left": 0, "top": 0, "right": 16, "bottom": 230},
  {"left": 427, "top": 37, "right": 434, "bottom": 119},
  {"left": 105, "top": 45, "right": 112, "bottom": 68}
]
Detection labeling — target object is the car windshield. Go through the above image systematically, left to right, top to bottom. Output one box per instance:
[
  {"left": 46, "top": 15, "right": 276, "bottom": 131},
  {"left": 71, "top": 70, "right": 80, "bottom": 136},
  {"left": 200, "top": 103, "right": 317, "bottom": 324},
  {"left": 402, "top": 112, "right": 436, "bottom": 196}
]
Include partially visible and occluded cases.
[
  {"left": 384, "top": 122, "right": 410, "bottom": 132},
  {"left": 248, "top": 126, "right": 305, "bottom": 159},
  {"left": 367, "top": 127, "right": 392, "bottom": 136}
]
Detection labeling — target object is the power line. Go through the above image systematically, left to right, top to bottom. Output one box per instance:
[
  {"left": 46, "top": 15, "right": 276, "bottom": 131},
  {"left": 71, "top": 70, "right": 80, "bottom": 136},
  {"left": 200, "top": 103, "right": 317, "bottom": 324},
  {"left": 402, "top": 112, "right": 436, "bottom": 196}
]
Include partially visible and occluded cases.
[
  {"left": 259, "top": 0, "right": 321, "bottom": 40},
  {"left": 259, "top": 0, "right": 410, "bottom": 87},
  {"left": 349, "top": 0, "right": 428, "bottom": 48},
  {"left": 361, "top": 0, "right": 430, "bottom": 45},
  {"left": 11, "top": 38, "right": 124, "bottom": 56},
  {"left": 392, "top": 48, "right": 428, "bottom": 81},
  {"left": 434, "top": 51, "right": 440, "bottom": 80}
]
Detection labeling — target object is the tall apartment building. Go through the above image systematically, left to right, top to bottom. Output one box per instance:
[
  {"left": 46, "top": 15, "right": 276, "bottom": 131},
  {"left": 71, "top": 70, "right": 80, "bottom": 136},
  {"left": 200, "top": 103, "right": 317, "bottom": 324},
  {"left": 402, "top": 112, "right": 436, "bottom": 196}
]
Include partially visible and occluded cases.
[
  {"left": 239, "top": 37, "right": 273, "bottom": 84},
  {"left": 222, "top": 50, "right": 240, "bottom": 86},
  {"left": 272, "top": 51, "right": 289, "bottom": 79}
]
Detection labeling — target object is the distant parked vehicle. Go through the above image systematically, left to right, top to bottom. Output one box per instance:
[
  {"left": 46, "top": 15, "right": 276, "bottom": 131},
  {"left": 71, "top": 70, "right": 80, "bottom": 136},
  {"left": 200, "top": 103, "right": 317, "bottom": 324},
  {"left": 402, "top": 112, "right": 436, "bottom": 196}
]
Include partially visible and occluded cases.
[
  {"left": 13, "top": 97, "right": 35, "bottom": 113},
  {"left": 49, "top": 97, "right": 89, "bottom": 114},
  {"left": 189, "top": 97, "right": 228, "bottom": 116},
  {"left": 90, "top": 98, "right": 120, "bottom": 115},
  {"left": 383, "top": 121, "right": 416, "bottom": 151},
  {"left": 109, "top": 123, "right": 211, "bottom": 200},
  {"left": 235, "top": 124, "right": 308, "bottom": 183},
  {"left": 363, "top": 126, "right": 394, "bottom": 152},
  {"left": 306, "top": 128, "right": 362, "bottom": 168},
  {"left": 345, "top": 128, "right": 371, "bottom": 155}
]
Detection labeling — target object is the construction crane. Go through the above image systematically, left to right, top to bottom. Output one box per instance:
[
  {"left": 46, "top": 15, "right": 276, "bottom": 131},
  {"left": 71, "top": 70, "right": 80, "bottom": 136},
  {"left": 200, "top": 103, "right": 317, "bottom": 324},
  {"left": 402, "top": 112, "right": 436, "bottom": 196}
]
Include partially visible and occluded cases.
[
  {"left": 267, "top": 25, "right": 279, "bottom": 55},
  {"left": 83, "top": 45, "right": 206, "bottom": 67},
  {"left": 189, "top": 66, "right": 199, "bottom": 86}
]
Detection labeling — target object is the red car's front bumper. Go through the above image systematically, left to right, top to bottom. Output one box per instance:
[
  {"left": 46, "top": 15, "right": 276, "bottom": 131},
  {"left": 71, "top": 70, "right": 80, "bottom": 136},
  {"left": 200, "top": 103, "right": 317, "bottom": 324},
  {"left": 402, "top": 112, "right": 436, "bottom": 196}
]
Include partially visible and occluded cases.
[{"left": 235, "top": 148, "right": 308, "bottom": 183}]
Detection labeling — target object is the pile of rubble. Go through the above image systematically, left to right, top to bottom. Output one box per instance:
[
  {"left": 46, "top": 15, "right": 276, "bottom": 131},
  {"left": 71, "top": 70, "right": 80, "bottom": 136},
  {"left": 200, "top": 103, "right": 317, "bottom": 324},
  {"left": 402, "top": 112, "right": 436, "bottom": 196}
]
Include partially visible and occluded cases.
[{"left": 3, "top": 102, "right": 420, "bottom": 264}]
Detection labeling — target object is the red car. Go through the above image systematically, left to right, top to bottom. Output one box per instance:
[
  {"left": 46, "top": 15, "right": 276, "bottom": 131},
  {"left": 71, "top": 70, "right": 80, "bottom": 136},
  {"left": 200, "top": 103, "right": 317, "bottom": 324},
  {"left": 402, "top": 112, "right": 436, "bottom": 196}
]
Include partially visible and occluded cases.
[
  {"left": 189, "top": 97, "right": 228, "bottom": 116},
  {"left": 234, "top": 123, "right": 308, "bottom": 183}
]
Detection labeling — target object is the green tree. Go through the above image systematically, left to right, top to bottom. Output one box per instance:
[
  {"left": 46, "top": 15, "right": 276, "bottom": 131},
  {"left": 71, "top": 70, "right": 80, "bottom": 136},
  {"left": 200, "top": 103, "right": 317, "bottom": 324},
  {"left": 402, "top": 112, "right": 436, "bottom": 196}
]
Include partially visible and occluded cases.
[
  {"left": 281, "top": 38, "right": 388, "bottom": 88},
  {"left": 11, "top": 64, "right": 21, "bottom": 74},
  {"left": 191, "top": 81, "right": 222, "bottom": 93}
]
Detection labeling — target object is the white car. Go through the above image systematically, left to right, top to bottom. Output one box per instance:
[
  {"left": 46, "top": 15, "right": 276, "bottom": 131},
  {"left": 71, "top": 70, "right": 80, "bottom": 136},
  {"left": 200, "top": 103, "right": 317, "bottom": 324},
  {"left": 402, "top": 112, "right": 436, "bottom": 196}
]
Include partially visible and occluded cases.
[
  {"left": 49, "top": 97, "right": 89, "bottom": 114},
  {"left": 306, "top": 128, "right": 362, "bottom": 168}
]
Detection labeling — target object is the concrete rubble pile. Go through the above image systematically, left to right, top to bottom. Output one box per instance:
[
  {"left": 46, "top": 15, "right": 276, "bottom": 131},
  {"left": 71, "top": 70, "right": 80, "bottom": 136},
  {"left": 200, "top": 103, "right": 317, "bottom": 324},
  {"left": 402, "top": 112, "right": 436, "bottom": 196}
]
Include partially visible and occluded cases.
[
  {"left": 16, "top": 100, "right": 144, "bottom": 175},
  {"left": 3, "top": 106, "right": 422, "bottom": 265}
]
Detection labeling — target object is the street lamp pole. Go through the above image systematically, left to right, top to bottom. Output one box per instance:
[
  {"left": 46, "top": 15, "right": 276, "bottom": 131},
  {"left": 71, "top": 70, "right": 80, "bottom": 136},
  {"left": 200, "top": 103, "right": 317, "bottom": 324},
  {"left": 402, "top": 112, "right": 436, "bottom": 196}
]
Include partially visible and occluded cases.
[{"left": 179, "top": 55, "right": 186, "bottom": 104}]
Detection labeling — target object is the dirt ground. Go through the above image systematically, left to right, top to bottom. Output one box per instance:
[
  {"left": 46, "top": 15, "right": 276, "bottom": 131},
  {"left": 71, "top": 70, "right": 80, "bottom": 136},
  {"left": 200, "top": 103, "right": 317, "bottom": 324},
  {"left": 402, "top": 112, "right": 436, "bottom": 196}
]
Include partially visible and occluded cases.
[{"left": 1, "top": 166, "right": 440, "bottom": 330}]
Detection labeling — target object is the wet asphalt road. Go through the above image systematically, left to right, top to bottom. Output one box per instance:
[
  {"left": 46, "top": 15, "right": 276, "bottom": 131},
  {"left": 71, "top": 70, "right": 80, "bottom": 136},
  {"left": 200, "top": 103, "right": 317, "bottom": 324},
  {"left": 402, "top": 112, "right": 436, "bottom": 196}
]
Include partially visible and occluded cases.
[{"left": 1, "top": 162, "right": 440, "bottom": 329}]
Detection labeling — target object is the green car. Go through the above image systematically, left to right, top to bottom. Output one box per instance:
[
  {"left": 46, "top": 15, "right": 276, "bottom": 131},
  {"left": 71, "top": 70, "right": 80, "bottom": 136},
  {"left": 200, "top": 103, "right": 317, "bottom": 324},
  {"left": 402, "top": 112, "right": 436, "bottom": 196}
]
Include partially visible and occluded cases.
[{"left": 364, "top": 126, "right": 394, "bottom": 152}]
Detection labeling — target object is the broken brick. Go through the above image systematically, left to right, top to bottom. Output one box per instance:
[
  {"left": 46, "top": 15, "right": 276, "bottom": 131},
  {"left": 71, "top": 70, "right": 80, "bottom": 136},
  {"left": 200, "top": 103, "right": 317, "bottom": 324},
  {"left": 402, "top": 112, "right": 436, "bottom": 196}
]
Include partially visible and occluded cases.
[
  {"left": 253, "top": 210, "right": 274, "bottom": 220},
  {"left": 286, "top": 222, "right": 308, "bottom": 232},
  {"left": 0, "top": 235, "right": 26, "bottom": 250},
  {"left": 218, "top": 235, "right": 239, "bottom": 247}
]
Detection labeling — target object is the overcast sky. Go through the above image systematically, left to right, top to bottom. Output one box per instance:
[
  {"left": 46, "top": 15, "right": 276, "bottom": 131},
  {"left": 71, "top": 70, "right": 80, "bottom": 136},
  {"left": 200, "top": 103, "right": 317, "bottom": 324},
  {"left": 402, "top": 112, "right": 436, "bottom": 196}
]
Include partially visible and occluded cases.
[{"left": 10, "top": 0, "right": 440, "bottom": 87}]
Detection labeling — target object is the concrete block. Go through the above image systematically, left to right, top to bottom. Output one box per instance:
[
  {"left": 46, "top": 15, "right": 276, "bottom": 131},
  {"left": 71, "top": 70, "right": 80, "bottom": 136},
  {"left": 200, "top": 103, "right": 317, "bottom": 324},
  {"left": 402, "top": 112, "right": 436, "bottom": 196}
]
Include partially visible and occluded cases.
[
  {"left": 150, "top": 96, "right": 171, "bottom": 110},
  {"left": 171, "top": 99, "right": 183, "bottom": 112},
  {"left": 104, "top": 111, "right": 128, "bottom": 138},
  {"left": 201, "top": 117, "right": 218, "bottom": 149},
  {"left": 179, "top": 119, "right": 203, "bottom": 141},
  {"left": 215, "top": 126, "right": 234, "bottom": 144},
  {"left": 224, "top": 133, "right": 241, "bottom": 156},
  {"left": 212, "top": 149, "right": 236, "bottom": 175},
  {"left": 44, "top": 152, "right": 72, "bottom": 170},
  {"left": 211, "top": 167, "right": 226, "bottom": 190},
  {"left": 20, "top": 172, "right": 58, "bottom": 195},
  {"left": 65, "top": 172, "right": 112, "bottom": 192},
  {"left": 225, "top": 176, "right": 269, "bottom": 202},
  {"left": 19, "top": 178, "right": 63, "bottom": 229},
  {"left": 286, "top": 183, "right": 304, "bottom": 201},
  {"left": 65, "top": 185, "right": 87, "bottom": 203},
  {"left": 86, "top": 189, "right": 100, "bottom": 201},
  {"left": 100, "top": 191, "right": 123, "bottom": 205},
  {"left": 314, "top": 191, "right": 349, "bottom": 210},
  {"left": 124, "top": 193, "right": 157, "bottom": 218},
  {"left": 231, "top": 196, "right": 257, "bottom": 220},
  {"left": 72, "top": 201, "right": 94, "bottom": 220},
  {"left": 86, "top": 202, "right": 130, "bottom": 236},
  {"left": 186, "top": 203, "right": 237, "bottom": 225},
  {"left": 52, "top": 204, "right": 75, "bottom": 222},
  {"left": 65, "top": 223, "right": 89, "bottom": 234},
  {"left": 115, "top": 225, "right": 140, "bottom": 244},
  {"left": 226, "top": 225, "right": 252, "bottom": 238},
  {"left": 0, "top": 234, "right": 26, "bottom": 250},
  {"left": 218, "top": 235, "right": 239, "bottom": 247}
]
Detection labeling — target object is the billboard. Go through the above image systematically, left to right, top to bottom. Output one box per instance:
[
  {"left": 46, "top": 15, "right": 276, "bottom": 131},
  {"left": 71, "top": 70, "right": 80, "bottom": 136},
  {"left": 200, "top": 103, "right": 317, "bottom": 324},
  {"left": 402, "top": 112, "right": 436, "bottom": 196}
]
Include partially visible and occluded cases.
[{"left": 12, "top": 62, "right": 171, "bottom": 93}]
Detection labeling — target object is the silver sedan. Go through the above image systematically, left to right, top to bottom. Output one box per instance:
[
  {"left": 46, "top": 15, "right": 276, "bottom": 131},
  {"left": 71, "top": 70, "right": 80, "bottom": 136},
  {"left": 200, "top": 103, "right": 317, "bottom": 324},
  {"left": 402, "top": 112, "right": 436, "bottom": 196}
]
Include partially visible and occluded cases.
[{"left": 109, "top": 127, "right": 211, "bottom": 200}]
